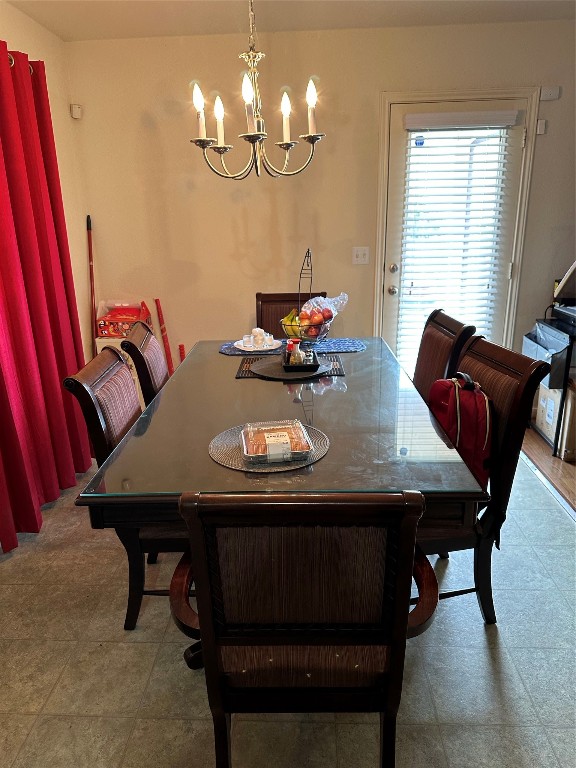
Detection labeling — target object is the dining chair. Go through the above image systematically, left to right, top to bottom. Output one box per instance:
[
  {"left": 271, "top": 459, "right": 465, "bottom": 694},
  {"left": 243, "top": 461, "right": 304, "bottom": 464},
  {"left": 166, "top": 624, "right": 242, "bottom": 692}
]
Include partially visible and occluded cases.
[
  {"left": 256, "top": 292, "right": 326, "bottom": 337},
  {"left": 412, "top": 309, "right": 476, "bottom": 403},
  {"left": 121, "top": 320, "right": 169, "bottom": 407},
  {"left": 417, "top": 335, "right": 550, "bottom": 624},
  {"left": 63, "top": 345, "right": 188, "bottom": 630},
  {"left": 175, "top": 490, "right": 437, "bottom": 768}
]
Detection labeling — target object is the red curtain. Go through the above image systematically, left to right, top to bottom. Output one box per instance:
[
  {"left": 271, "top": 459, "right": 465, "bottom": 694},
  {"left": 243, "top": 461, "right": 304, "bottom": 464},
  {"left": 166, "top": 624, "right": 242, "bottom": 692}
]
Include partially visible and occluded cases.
[{"left": 0, "top": 42, "right": 92, "bottom": 553}]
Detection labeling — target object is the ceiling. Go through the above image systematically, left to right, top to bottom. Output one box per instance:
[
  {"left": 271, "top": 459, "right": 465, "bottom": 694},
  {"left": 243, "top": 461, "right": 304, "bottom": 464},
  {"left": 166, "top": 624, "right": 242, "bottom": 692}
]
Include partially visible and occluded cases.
[{"left": 7, "top": 0, "right": 575, "bottom": 43}]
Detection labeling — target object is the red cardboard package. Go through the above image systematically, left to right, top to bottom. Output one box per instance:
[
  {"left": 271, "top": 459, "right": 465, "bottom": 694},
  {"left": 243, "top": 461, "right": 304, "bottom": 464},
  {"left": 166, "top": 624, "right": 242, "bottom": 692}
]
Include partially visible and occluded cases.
[{"left": 97, "top": 301, "right": 151, "bottom": 338}]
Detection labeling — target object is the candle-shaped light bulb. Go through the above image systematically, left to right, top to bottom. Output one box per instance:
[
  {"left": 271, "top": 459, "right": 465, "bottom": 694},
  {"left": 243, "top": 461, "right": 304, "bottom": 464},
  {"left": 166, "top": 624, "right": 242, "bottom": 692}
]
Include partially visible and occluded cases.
[
  {"left": 242, "top": 73, "right": 254, "bottom": 103},
  {"left": 242, "top": 74, "right": 256, "bottom": 132},
  {"left": 306, "top": 79, "right": 317, "bottom": 135},
  {"left": 192, "top": 83, "right": 206, "bottom": 139},
  {"left": 281, "top": 92, "right": 291, "bottom": 143},
  {"left": 214, "top": 96, "right": 225, "bottom": 146}
]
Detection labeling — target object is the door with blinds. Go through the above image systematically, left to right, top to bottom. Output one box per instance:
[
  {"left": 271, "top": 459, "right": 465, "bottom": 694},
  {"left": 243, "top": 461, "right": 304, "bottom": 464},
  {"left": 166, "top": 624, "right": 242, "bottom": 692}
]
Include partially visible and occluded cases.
[{"left": 377, "top": 91, "right": 538, "bottom": 379}]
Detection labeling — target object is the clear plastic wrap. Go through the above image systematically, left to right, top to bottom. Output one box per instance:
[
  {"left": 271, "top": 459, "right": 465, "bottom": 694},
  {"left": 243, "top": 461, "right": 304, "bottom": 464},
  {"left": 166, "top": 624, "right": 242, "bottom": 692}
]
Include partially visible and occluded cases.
[
  {"left": 282, "top": 292, "right": 348, "bottom": 341},
  {"left": 300, "top": 292, "right": 348, "bottom": 319},
  {"left": 241, "top": 420, "right": 312, "bottom": 463}
]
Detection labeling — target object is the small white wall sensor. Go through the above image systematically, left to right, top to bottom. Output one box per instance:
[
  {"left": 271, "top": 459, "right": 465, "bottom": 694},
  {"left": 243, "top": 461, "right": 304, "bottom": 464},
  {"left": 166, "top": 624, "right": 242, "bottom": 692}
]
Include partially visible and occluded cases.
[{"left": 540, "top": 86, "right": 561, "bottom": 101}]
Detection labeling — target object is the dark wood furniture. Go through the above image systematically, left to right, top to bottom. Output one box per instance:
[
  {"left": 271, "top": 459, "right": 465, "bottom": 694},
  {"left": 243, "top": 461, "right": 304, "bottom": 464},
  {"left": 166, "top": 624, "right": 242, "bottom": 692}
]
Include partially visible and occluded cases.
[
  {"left": 256, "top": 291, "right": 327, "bottom": 337},
  {"left": 412, "top": 308, "right": 476, "bottom": 403},
  {"left": 121, "top": 320, "right": 169, "bottom": 407},
  {"left": 417, "top": 335, "right": 550, "bottom": 623},
  {"left": 76, "top": 339, "right": 488, "bottom": 626},
  {"left": 63, "top": 346, "right": 188, "bottom": 630},
  {"left": 63, "top": 346, "right": 140, "bottom": 466},
  {"left": 180, "top": 490, "right": 427, "bottom": 768},
  {"left": 170, "top": 525, "right": 438, "bottom": 670}
]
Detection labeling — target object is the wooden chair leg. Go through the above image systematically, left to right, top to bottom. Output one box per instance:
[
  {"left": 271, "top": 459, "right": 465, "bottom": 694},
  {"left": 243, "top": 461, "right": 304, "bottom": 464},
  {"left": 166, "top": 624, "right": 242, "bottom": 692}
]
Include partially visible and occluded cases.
[
  {"left": 115, "top": 527, "right": 145, "bottom": 630},
  {"left": 474, "top": 535, "right": 497, "bottom": 624},
  {"left": 183, "top": 641, "right": 204, "bottom": 670},
  {"left": 213, "top": 712, "right": 232, "bottom": 768},
  {"left": 379, "top": 713, "right": 396, "bottom": 768}
]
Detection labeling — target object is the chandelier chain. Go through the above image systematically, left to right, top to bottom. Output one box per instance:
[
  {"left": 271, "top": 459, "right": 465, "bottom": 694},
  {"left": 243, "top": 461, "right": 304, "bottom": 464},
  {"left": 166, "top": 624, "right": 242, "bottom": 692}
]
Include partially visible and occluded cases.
[{"left": 248, "top": 0, "right": 257, "bottom": 52}]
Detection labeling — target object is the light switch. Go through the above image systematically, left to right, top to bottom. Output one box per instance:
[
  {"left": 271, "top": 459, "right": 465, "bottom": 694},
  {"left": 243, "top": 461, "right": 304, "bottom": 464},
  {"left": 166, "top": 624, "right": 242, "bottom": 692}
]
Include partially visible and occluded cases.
[{"left": 352, "top": 247, "right": 369, "bottom": 265}]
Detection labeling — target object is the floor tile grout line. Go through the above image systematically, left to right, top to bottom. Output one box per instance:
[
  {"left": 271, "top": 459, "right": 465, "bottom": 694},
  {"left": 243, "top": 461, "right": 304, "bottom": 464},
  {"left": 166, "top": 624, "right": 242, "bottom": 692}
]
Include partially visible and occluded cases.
[
  {"left": 520, "top": 453, "right": 576, "bottom": 519},
  {"left": 525, "top": 538, "right": 576, "bottom": 595},
  {"left": 419, "top": 631, "right": 546, "bottom": 730},
  {"left": 133, "top": 637, "right": 165, "bottom": 723},
  {"left": 7, "top": 639, "right": 81, "bottom": 765},
  {"left": 35, "top": 639, "right": 80, "bottom": 716},
  {"left": 504, "top": 641, "right": 565, "bottom": 733},
  {"left": 413, "top": 643, "right": 453, "bottom": 767},
  {"left": 416, "top": 646, "right": 448, "bottom": 728},
  {"left": 6, "top": 712, "right": 41, "bottom": 768},
  {"left": 116, "top": 713, "right": 141, "bottom": 767},
  {"left": 328, "top": 721, "right": 339, "bottom": 768},
  {"left": 539, "top": 725, "right": 569, "bottom": 768}
]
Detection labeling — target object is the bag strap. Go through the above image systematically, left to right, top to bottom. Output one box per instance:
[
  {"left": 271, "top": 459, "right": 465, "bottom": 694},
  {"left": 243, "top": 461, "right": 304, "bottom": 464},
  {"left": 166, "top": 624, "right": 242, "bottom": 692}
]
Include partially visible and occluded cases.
[
  {"left": 454, "top": 371, "right": 474, "bottom": 390},
  {"left": 452, "top": 372, "right": 492, "bottom": 451},
  {"left": 454, "top": 380, "right": 462, "bottom": 447},
  {"left": 480, "top": 390, "right": 491, "bottom": 450}
]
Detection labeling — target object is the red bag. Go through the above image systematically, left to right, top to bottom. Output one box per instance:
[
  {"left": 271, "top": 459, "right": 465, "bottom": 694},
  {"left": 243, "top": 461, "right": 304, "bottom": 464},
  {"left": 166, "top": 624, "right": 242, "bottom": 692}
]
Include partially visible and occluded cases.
[{"left": 428, "top": 372, "right": 492, "bottom": 490}]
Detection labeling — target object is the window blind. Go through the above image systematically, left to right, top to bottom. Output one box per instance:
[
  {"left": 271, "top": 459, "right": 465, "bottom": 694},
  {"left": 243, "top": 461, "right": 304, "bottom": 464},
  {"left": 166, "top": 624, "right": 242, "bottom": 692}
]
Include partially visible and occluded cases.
[
  {"left": 404, "top": 110, "right": 519, "bottom": 130},
  {"left": 396, "top": 124, "right": 524, "bottom": 378}
]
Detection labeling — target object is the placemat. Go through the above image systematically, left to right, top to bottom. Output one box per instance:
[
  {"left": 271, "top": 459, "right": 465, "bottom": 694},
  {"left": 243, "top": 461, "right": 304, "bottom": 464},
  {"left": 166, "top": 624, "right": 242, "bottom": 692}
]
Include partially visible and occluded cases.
[
  {"left": 220, "top": 338, "right": 366, "bottom": 355},
  {"left": 311, "top": 338, "right": 366, "bottom": 353},
  {"left": 220, "top": 341, "right": 281, "bottom": 356},
  {"left": 236, "top": 354, "right": 345, "bottom": 379},
  {"left": 209, "top": 425, "right": 330, "bottom": 472}
]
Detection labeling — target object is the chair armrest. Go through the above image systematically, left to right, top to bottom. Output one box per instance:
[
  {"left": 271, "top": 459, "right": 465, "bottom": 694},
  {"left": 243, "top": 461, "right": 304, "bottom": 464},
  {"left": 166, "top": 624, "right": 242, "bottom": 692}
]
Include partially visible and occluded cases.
[
  {"left": 407, "top": 545, "right": 439, "bottom": 638},
  {"left": 170, "top": 546, "right": 438, "bottom": 641},
  {"left": 169, "top": 552, "right": 200, "bottom": 639}
]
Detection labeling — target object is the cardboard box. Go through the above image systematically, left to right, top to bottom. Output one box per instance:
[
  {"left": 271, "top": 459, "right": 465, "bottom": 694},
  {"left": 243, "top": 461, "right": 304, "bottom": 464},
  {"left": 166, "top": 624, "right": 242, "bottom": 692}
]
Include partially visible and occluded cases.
[
  {"left": 97, "top": 301, "right": 151, "bottom": 338},
  {"left": 535, "top": 381, "right": 576, "bottom": 462}
]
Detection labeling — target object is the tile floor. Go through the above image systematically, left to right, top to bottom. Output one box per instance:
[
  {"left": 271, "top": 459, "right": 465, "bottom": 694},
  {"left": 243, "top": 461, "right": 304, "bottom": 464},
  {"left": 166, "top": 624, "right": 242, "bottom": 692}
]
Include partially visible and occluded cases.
[{"left": 0, "top": 457, "right": 574, "bottom": 768}]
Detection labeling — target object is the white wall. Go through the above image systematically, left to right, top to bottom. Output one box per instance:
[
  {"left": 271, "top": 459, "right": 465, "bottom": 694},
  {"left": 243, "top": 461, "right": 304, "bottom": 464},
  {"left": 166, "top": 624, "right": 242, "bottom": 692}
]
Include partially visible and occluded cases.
[{"left": 2, "top": 6, "right": 574, "bottom": 359}]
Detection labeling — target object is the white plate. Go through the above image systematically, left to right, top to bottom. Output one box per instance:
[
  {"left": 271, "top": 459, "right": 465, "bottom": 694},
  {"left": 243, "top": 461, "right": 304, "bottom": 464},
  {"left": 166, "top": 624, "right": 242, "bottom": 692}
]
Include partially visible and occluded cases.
[{"left": 234, "top": 339, "right": 282, "bottom": 352}]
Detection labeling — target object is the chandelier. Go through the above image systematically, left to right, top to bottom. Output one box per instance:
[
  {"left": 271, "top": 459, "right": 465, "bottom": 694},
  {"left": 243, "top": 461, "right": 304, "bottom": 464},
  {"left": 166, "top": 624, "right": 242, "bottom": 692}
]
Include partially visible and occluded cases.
[{"left": 190, "top": 0, "right": 325, "bottom": 180}]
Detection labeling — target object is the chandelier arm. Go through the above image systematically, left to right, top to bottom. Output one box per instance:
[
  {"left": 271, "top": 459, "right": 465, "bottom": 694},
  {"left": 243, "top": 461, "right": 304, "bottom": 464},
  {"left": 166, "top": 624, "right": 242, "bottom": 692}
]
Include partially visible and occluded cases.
[
  {"left": 260, "top": 142, "right": 317, "bottom": 178},
  {"left": 202, "top": 147, "right": 255, "bottom": 180},
  {"left": 277, "top": 147, "right": 291, "bottom": 174},
  {"left": 219, "top": 150, "right": 256, "bottom": 180}
]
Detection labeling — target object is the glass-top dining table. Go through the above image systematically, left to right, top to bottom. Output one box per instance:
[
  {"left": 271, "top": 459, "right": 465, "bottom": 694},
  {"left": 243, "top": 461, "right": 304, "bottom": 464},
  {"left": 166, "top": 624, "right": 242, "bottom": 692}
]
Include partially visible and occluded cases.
[{"left": 77, "top": 338, "right": 489, "bottom": 538}]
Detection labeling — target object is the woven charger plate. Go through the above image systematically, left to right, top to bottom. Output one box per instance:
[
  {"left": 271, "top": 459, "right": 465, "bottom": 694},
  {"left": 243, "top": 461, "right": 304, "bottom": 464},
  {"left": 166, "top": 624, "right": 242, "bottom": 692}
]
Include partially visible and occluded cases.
[{"left": 209, "top": 425, "right": 330, "bottom": 473}]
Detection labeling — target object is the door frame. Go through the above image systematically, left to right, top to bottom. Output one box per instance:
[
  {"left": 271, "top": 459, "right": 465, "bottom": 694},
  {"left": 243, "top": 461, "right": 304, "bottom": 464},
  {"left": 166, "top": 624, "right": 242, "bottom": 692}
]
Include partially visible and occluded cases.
[{"left": 373, "top": 87, "right": 540, "bottom": 347}]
